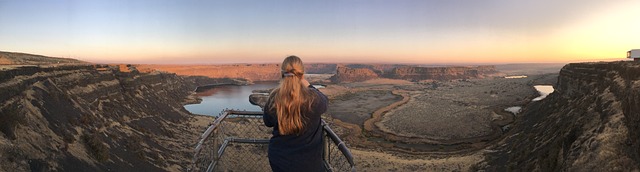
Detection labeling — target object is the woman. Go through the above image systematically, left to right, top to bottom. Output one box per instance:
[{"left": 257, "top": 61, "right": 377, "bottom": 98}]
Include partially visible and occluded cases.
[{"left": 263, "top": 56, "right": 328, "bottom": 172}]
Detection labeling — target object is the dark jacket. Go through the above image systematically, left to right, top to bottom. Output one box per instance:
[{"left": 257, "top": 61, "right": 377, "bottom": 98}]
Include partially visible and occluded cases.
[{"left": 263, "top": 85, "right": 328, "bottom": 172}]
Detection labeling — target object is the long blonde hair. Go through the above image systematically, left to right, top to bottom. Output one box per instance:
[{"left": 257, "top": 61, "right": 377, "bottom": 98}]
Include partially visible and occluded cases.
[{"left": 270, "top": 56, "right": 315, "bottom": 135}]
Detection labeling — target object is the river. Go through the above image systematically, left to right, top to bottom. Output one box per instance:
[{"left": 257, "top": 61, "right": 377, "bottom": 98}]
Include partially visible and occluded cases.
[
  {"left": 504, "top": 85, "right": 555, "bottom": 115},
  {"left": 532, "top": 85, "right": 555, "bottom": 101}
]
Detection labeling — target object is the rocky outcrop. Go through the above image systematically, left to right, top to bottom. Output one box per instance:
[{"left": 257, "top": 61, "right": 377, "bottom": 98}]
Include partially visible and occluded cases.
[
  {"left": 0, "top": 51, "right": 86, "bottom": 65},
  {"left": 484, "top": 62, "right": 640, "bottom": 171},
  {"left": 0, "top": 64, "right": 223, "bottom": 171},
  {"left": 386, "top": 65, "right": 499, "bottom": 81},
  {"left": 330, "top": 66, "right": 380, "bottom": 83}
]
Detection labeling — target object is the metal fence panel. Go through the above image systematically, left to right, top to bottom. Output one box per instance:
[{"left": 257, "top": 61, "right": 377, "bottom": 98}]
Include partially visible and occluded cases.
[{"left": 192, "top": 110, "right": 355, "bottom": 172}]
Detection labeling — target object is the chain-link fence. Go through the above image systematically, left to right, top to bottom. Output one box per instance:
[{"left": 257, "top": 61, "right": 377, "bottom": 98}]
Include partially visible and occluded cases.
[{"left": 193, "top": 110, "right": 356, "bottom": 172}]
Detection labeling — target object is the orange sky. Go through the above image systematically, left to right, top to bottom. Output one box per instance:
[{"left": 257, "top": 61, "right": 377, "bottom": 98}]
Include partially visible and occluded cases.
[{"left": 1, "top": 0, "right": 638, "bottom": 64}]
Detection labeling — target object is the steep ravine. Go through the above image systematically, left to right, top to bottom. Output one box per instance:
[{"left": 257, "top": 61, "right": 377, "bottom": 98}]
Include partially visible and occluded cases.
[
  {"left": 482, "top": 62, "right": 640, "bottom": 171},
  {"left": 0, "top": 65, "right": 237, "bottom": 171}
]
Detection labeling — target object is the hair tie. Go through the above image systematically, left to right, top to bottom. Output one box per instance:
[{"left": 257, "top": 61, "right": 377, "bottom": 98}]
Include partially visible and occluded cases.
[{"left": 283, "top": 72, "right": 295, "bottom": 77}]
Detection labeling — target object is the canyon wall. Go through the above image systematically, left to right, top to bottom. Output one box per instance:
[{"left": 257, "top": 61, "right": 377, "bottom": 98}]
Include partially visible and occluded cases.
[
  {"left": 483, "top": 61, "right": 640, "bottom": 171},
  {"left": 139, "top": 63, "right": 499, "bottom": 83},
  {"left": 137, "top": 64, "right": 337, "bottom": 82},
  {"left": 137, "top": 64, "right": 282, "bottom": 82},
  {"left": 343, "top": 64, "right": 406, "bottom": 76},
  {"left": 0, "top": 65, "right": 236, "bottom": 171},
  {"left": 331, "top": 65, "right": 500, "bottom": 82},
  {"left": 386, "top": 65, "right": 499, "bottom": 81},
  {"left": 330, "top": 66, "right": 380, "bottom": 83}
]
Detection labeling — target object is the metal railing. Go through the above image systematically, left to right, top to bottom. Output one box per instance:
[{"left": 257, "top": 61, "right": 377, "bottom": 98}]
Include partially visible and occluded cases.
[{"left": 193, "top": 110, "right": 356, "bottom": 172}]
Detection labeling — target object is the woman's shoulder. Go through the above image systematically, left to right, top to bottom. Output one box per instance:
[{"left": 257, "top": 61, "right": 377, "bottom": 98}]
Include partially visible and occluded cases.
[{"left": 307, "top": 85, "right": 328, "bottom": 113}]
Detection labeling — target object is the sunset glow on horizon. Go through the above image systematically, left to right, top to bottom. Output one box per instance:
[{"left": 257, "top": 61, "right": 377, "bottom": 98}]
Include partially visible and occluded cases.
[{"left": 1, "top": 0, "right": 639, "bottom": 64}]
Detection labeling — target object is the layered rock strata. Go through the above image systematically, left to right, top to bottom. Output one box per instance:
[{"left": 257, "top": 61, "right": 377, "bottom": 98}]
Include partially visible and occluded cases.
[
  {"left": 484, "top": 62, "right": 640, "bottom": 171},
  {"left": 0, "top": 64, "right": 234, "bottom": 171},
  {"left": 332, "top": 65, "right": 500, "bottom": 82},
  {"left": 330, "top": 66, "right": 380, "bottom": 83},
  {"left": 386, "top": 66, "right": 499, "bottom": 81}
]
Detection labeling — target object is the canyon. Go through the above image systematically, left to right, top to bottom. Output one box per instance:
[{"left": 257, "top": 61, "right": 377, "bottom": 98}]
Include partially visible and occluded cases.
[
  {"left": 2, "top": 51, "right": 639, "bottom": 171},
  {"left": 0, "top": 57, "right": 244, "bottom": 171},
  {"left": 139, "top": 63, "right": 499, "bottom": 83}
]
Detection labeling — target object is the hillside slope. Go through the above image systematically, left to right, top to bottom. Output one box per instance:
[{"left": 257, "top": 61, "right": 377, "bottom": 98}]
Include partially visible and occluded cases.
[
  {"left": 483, "top": 61, "right": 640, "bottom": 171},
  {"left": 0, "top": 64, "right": 235, "bottom": 171}
]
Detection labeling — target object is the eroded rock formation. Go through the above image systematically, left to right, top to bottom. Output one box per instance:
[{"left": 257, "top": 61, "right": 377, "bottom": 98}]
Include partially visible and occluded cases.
[
  {"left": 484, "top": 61, "right": 640, "bottom": 171},
  {"left": 137, "top": 63, "right": 337, "bottom": 82},
  {"left": 0, "top": 64, "right": 239, "bottom": 171},
  {"left": 137, "top": 64, "right": 282, "bottom": 82},
  {"left": 330, "top": 65, "right": 500, "bottom": 82},
  {"left": 386, "top": 65, "right": 499, "bottom": 81},
  {"left": 330, "top": 66, "right": 380, "bottom": 83}
]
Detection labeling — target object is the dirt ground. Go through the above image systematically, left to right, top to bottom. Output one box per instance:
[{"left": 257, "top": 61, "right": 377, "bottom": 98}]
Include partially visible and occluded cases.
[
  {"left": 317, "top": 75, "right": 553, "bottom": 171},
  {"left": 377, "top": 77, "right": 538, "bottom": 143}
]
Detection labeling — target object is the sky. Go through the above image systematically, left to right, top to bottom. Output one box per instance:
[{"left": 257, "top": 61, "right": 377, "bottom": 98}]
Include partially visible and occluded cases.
[{"left": 0, "top": 0, "right": 639, "bottom": 64}]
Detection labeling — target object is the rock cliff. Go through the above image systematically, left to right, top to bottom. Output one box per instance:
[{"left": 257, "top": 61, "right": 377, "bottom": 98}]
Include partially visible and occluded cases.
[
  {"left": 483, "top": 61, "right": 640, "bottom": 171},
  {"left": 137, "top": 63, "right": 338, "bottom": 82},
  {"left": 138, "top": 63, "right": 499, "bottom": 83},
  {"left": 0, "top": 64, "right": 232, "bottom": 171},
  {"left": 137, "top": 64, "right": 282, "bottom": 82},
  {"left": 343, "top": 64, "right": 406, "bottom": 76},
  {"left": 331, "top": 65, "right": 500, "bottom": 82},
  {"left": 386, "top": 65, "right": 499, "bottom": 81},
  {"left": 330, "top": 66, "right": 380, "bottom": 83}
]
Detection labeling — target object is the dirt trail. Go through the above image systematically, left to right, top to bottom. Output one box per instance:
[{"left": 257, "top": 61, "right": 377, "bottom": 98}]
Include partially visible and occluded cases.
[{"left": 363, "top": 90, "right": 410, "bottom": 132}]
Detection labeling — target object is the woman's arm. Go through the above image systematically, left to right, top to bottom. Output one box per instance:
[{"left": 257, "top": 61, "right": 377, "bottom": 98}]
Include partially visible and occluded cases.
[
  {"left": 309, "top": 85, "right": 328, "bottom": 114},
  {"left": 263, "top": 95, "right": 276, "bottom": 127}
]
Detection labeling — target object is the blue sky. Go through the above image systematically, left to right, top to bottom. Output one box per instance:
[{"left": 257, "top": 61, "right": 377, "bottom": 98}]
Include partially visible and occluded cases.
[{"left": 1, "top": 0, "right": 638, "bottom": 64}]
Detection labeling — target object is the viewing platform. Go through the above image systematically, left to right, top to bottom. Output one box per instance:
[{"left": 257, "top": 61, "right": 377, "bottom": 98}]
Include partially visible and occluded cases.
[{"left": 192, "top": 110, "right": 356, "bottom": 172}]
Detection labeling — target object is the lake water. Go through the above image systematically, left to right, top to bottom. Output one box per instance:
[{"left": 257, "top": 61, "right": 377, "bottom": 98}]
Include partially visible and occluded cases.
[
  {"left": 505, "top": 75, "right": 528, "bottom": 79},
  {"left": 184, "top": 82, "right": 279, "bottom": 116},
  {"left": 184, "top": 82, "right": 326, "bottom": 116},
  {"left": 504, "top": 85, "right": 555, "bottom": 115},
  {"left": 532, "top": 85, "right": 555, "bottom": 101},
  {"left": 504, "top": 106, "right": 522, "bottom": 115}
]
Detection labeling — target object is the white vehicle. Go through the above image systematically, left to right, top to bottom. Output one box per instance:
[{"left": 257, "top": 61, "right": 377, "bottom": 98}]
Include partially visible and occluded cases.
[{"left": 628, "top": 49, "right": 640, "bottom": 61}]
